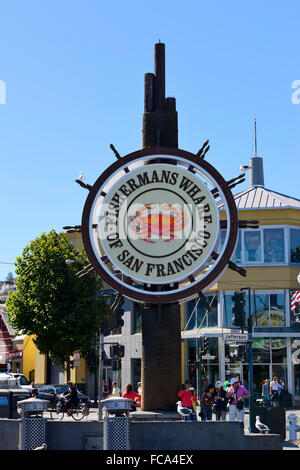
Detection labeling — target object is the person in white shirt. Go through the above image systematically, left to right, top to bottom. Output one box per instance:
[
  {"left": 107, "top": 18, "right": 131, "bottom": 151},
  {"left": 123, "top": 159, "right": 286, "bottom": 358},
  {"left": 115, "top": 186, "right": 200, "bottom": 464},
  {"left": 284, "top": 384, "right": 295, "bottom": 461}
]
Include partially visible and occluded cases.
[
  {"left": 270, "top": 376, "right": 280, "bottom": 407},
  {"left": 110, "top": 381, "right": 121, "bottom": 397}
]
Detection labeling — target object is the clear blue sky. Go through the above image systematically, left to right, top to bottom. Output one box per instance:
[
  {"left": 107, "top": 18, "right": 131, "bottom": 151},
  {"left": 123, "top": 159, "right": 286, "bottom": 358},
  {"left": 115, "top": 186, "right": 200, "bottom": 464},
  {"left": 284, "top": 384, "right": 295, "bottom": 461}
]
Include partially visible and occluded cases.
[{"left": 1, "top": 1, "right": 299, "bottom": 281}]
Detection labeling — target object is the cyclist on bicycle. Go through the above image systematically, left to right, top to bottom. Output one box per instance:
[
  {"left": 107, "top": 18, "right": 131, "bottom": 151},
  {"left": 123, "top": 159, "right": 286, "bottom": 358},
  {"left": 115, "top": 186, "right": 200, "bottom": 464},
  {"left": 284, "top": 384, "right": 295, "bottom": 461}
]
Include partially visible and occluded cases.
[{"left": 61, "top": 381, "right": 78, "bottom": 414}]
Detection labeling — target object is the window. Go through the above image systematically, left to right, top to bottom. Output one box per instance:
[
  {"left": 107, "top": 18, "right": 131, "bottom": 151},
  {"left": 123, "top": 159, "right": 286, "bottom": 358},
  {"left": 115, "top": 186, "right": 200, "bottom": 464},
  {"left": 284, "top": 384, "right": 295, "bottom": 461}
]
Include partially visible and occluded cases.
[
  {"left": 220, "top": 226, "right": 291, "bottom": 265},
  {"left": 219, "top": 229, "right": 241, "bottom": 263},
  {"left": 264, "top": 229, "right": 285, "bottom": 263},
  {"left": 290, "top": 229, "right": 300, "bottom": 263},
  {"left": 232, "top": 231, "right": 242, "bottom": 264},
  {"left": 244, "top": 231, "right": 262, "bottom": 262},
  {"left": 223, "top": 291, "right": 285, "bottom": 328},
  {"left": 223, "top": 291, "right": 249, "bottom": 328},
  {"left": 290, "top": 291, "right": 300, "bottom": 327},
  {"left": 254, "top": 292, "right": 285, "bottom": 327},
  {"left": 253, "top": 293, "right": 269, "bottom": 327},
  {"left": 269, "top": 293, "right": 285, "bottom": 326},
  {"left": 185, "top": 295, "right": 218, "bottom": 330},
  {"left": 132, "top": 302, "right": 142, "bottom": 333},
  {"left": 252, "top": 338, "right": 271, "bottom": 363},
  {"left": 271, "top": 339, "right": 287, "bottom": 363}
]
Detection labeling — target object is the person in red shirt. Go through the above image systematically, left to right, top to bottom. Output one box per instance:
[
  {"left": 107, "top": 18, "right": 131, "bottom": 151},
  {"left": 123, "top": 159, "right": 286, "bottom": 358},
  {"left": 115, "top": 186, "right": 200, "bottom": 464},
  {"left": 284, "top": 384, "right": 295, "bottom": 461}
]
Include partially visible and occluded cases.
[
  {"left": 178, "top": 380, "right": 197, "bottom": 420},
  {"left": 122, "top": 384, "right": 141, "bottom": 411}
]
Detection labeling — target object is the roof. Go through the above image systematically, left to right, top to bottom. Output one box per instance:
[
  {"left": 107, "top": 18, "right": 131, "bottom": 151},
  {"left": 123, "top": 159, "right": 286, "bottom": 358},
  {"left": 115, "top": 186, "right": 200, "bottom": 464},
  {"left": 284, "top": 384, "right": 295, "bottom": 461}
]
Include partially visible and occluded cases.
[{"left": 219, "top": 186, "right": 300, "bottom": 210}]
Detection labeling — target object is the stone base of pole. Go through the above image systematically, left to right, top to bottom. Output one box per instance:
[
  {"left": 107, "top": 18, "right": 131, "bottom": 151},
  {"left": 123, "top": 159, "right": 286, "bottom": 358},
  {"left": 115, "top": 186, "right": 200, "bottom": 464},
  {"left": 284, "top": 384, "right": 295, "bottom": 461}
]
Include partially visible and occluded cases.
[{"left": 141, "top": 303, "right": 182, "bottom": 411}]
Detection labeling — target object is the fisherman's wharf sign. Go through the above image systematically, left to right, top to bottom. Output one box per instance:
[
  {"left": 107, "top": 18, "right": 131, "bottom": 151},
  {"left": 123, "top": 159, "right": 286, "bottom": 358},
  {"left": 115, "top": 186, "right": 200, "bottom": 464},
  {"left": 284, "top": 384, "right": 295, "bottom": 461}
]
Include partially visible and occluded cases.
[{"left": 81, "top": 148, "right": 239, "bottom": 303}]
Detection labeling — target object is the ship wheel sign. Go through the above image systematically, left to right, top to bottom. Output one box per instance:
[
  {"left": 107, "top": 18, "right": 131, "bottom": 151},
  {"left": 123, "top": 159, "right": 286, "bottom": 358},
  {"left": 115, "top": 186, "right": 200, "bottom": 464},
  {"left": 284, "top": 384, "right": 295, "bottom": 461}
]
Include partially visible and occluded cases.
[{"left": 68, "top": 146, "right": 257, "bottom": 303}]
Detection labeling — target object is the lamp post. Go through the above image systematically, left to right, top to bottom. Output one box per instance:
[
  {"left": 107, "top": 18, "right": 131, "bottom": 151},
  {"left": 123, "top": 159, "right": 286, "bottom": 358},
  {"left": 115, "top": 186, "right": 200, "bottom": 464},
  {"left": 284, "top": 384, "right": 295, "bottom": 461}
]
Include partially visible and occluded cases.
[{"left": 241, "top": 287, "right": 254, "bottom": 433}]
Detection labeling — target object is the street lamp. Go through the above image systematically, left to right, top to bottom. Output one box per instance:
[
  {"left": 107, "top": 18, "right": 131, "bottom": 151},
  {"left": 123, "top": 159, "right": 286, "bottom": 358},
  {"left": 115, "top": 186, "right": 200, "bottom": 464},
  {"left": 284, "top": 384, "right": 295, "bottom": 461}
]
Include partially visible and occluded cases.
[{"left": 240, "top": 287, "right": 254, "bottom": 433}]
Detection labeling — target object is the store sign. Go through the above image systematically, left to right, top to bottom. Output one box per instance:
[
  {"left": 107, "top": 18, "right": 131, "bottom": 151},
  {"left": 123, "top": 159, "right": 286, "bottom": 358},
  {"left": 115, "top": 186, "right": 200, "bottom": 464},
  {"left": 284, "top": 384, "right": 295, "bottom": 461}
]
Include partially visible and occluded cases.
[
  {"left": 81, "top": 149, "right": 238, "bottom": 303},
  {"left": 224, "top": 333, "right": 249, "bottom": 343},
  {"left": 9, "top": 350, "right": 23, "bottom": 360},
  {"left": 202, "top": 355, "right": 215, "bottom": 360}
]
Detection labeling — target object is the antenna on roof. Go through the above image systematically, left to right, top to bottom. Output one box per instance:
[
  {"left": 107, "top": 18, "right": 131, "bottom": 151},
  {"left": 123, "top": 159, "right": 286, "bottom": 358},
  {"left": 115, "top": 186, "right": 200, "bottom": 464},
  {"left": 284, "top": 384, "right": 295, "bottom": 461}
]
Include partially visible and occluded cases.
[{"left": 254, "top": 118, "right": 257, "bottom": 157}]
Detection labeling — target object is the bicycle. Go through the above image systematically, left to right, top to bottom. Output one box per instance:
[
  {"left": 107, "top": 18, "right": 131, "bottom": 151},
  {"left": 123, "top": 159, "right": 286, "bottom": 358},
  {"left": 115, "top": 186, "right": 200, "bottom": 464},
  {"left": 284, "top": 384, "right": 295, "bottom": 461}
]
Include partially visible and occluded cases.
[{"left": 50, "top": 397, "right": 88, "bottom": 421}]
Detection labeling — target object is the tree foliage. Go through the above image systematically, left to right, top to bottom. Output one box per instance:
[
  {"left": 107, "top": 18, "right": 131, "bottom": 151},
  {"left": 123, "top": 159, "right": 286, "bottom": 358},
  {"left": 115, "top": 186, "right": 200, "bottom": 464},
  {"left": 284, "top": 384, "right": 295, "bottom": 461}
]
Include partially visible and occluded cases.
[{"left": 7, "top": 230, "right": 106, "bottom": 368}]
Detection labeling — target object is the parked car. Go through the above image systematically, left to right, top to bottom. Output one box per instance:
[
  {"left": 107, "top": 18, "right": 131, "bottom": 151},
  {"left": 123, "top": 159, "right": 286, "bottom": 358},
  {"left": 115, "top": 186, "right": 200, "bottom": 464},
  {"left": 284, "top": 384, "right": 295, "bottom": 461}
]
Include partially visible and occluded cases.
[
  {"left": 0, "top": 373, "right": 22, "bottom": 389},
  {"left": 5, "top": 373, "right": 33, "bottom": 392},
  {"left": 35, "top": 384, "right": 89, "bottom": 405}
]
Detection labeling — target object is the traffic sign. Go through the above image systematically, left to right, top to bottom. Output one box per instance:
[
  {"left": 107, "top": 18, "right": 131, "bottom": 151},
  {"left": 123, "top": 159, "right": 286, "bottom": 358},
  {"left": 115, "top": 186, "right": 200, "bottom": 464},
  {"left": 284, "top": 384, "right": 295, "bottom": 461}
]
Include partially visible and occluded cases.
[
  {"left": 224, "top": 333, "right": 248, "bottom": 342},
  {"left": 73, "top": 351, "right": 80, "bottom": 367},
  {"left": 202, "top": 355, "right": 215, "bottom": 360}
]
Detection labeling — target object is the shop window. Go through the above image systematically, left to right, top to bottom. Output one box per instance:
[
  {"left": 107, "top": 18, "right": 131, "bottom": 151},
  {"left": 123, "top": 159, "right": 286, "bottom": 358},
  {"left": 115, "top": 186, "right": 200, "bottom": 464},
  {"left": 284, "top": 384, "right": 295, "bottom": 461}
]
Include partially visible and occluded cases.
[
  {"left": 263, "top": 228, "right": 285, "bottom": 263},
  {"left": 290, "top": 229, "right": 300, "bottom": 263},
  {"left": 244, "top": 231, "right": 262, "bottom": 262},
  {"left": 223, "top": 291, "right": 248, "bottom": 328},
  {"left": 223, "top": 291, "right": 285, "bottom": 329},
  {"left": 290, "top": 291, "right": 300, "bottom": 327},
  {"left": 254, "top": 293, "right": 271, "bottom": 327},
  {"left": 269, "top": 293, "right": 285, "bottom": 326},
  {"left": 223, "top": 294, "right": 235, "bottom": 328},
  {"left": 185, "top": 295, "right": 217, "bottom": 330},
  {"left": 207, "top": 295, "right": 218, "bottom": 328},
  {"left": 185, "top": 300, "right": 197, "bottom": 330},
  {"left": 132, "top": 302, "right": 142, "bottom": 334},
  {"left": 252, "top": 338, "right": 271, "bottom": 363},
  {"left": 271, "top": 338, "right": 287, "bottom": 364},
  {"left": 292, "top": 339, "right": 300, "bottom": 397},
  {"left": 131, "top": 359, "right": 141, "bottom": 392},
  {"left": 271, "top": 365, "right": 287, "bottom": 388}
]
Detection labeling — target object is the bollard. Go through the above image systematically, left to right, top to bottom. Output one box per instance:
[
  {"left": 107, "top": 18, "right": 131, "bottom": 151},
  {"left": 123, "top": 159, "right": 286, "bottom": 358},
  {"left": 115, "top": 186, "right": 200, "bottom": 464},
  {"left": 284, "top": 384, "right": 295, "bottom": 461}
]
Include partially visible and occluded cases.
[{"left": 286, "top": 414, "right": 300, "bottom": 441}]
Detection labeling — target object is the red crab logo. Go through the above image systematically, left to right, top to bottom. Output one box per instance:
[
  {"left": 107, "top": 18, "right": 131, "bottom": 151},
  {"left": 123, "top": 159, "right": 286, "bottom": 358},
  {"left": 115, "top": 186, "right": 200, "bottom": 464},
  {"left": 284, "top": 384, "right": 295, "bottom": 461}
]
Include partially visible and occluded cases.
[{"left": 129, "top": 203, "right": 186, "bottom": 243}]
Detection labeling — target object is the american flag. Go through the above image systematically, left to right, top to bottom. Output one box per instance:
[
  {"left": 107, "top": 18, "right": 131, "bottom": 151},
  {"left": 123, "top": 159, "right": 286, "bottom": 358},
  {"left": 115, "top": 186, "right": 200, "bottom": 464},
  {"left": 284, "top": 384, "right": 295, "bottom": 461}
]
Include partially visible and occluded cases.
[{"left": 291, "top": 291, "right": 300, "bottom": 311}]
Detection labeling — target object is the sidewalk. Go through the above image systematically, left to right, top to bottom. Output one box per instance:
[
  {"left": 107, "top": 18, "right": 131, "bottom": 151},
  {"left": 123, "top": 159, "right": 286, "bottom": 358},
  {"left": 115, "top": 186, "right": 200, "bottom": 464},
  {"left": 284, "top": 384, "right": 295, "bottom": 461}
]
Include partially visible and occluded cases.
[{"left": 82, "top": 405, "right": 300, "bottom": 450}]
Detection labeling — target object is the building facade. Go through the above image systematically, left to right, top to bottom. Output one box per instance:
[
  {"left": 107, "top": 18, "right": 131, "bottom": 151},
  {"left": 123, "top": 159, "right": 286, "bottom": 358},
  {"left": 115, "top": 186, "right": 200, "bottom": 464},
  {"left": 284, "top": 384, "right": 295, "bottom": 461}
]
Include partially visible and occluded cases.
[{"left": 100, "top": 152, "right": 300, "bottom": 402}]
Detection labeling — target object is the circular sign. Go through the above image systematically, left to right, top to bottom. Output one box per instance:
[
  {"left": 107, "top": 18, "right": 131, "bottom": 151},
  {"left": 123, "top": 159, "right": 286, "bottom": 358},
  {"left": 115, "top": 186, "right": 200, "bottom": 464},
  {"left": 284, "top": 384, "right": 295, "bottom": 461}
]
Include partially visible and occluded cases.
[
  {"left": 82, "top": 148, "right": 238, "bottom": 303},
  {"left": 98, "top": 163, "right": 219, "bottom": 285}
]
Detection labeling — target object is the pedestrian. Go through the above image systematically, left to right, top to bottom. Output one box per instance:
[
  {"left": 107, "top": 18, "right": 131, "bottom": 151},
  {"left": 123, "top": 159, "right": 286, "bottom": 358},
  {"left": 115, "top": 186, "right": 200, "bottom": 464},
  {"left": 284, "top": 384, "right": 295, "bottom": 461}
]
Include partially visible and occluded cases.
[
  {"left": 223, "top": 374, "right": 234, "bottom": 391},
  {"left": 270, "top": 376, "right": 280, "bottom": 407},
  {"left": 226, "top": 377, "right": 250, "bottom": 422},
  {"left": 278, "top": 377, "right": 285, "bottom": 400},
  {"left": 223, "top": 378, "right": 230, "bottom": 391},
  {"left": 102, "top": 379, "right": 110, "bottom": 398},
  {"left": 262, "top": 379, "right": 270, "bottom": 407},
  {"left": 177, "top": 380, "right": 197, "bottom": 421},
  {"left": 110, "top": 381, "right": 121, "bottom": 397},
  {"left": 137, "top": 381, "right": 142, "bottom": 395},
  {"left": 214, "top": 381, "right": 227, "bottom": 421},
  {"left": 122, "top": 384, "right": 141, "bottom": 411},
  {"left": 200, "top": 384, "right": 215, "bottom": 421}
]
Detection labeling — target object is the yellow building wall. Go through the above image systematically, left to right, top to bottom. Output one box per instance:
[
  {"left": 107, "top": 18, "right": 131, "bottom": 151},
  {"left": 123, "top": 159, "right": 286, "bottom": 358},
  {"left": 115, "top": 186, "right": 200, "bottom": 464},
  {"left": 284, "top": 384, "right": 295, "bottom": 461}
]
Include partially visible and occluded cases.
[
  {"left": 220, "top": 207, "right": 300, "bottom": 226},
  {"left": 210, "top": 266, "right": 300, "bottom": 292},
  {"left": 22, "top": 336, "right": 36, "bottom": 382},
  {"left": 34, "top": 348, "right": 47, "bottom": 385}
]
